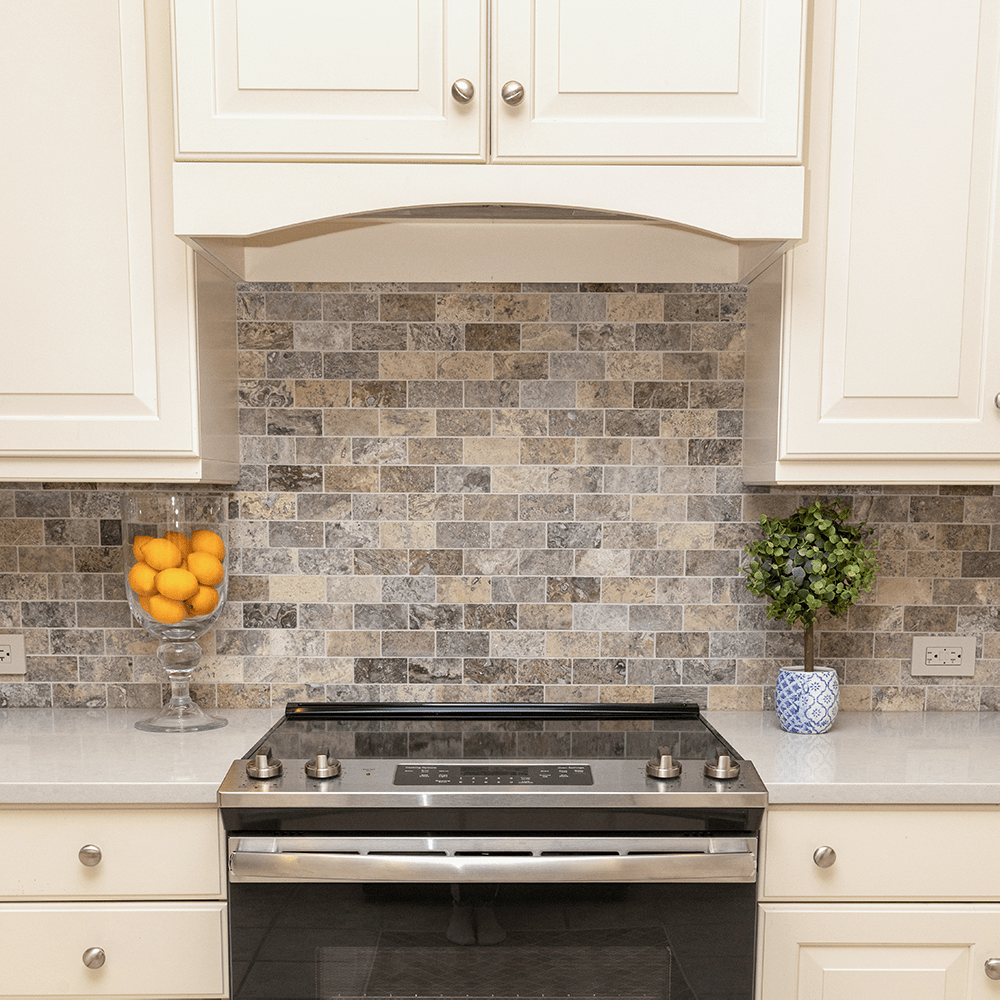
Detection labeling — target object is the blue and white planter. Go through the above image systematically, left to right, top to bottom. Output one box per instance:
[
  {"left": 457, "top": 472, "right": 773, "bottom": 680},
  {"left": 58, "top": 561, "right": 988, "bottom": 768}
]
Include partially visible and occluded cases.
[{"left": 775, "top": 666, "right": 840, "bottom": 734}]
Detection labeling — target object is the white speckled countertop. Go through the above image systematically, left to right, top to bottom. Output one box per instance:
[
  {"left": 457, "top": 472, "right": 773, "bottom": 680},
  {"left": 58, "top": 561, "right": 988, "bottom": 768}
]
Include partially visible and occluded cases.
[{"left": 1, "top": 709, "right": 998, "bottom": 807}]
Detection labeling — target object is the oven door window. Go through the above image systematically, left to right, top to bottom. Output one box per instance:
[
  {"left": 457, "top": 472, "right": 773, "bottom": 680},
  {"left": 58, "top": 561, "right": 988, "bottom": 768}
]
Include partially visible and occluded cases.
[{"left": 229, "top": 880, "right": 755, "bottom": 1000}]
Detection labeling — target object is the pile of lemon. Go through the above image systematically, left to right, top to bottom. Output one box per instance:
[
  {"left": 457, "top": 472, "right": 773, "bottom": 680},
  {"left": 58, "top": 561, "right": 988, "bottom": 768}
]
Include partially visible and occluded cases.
[{"left": 128, "top": 529, "right": 226, "bottom": 625}]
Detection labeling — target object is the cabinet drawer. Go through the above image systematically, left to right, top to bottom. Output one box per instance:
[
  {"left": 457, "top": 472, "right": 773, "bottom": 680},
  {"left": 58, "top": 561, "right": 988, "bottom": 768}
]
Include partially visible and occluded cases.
[
  {"left": 0, "top": 807, "right": 223, "bottom": 899},
  {"left": 762, "top": 807, "right": 1000, "bottom": 901},
  {"left": 0, "top": 901, "right": 226, "bottom": 997}
]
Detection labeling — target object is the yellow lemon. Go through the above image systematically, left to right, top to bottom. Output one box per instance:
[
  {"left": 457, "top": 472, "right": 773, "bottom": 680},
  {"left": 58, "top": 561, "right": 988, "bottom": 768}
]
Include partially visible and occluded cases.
[
  {"left": 190, "top": 529, "right": 226, "bottom": 562},
  {"left": 164, "top": 530, "right": 192, "bottom": 559},
  {"left": 132, "top": 535, "right": 154, "bottom": 562},
  {"left": 140, "top": 537, "right": 183, "bottom": 572},
  {"left": 186, "top": 550, "right": 225, "bottom": 587},
  {"left": 128, "top": 561, "right": 158, "bottom": 597},
  {"left": 154, "top": 567, "right": 200, "bottom": 602},
  {"left": 186, "top": 584, "right": 220, "bottom": 617},
  {"left": 147, "top": 593, "right": 188, "bottom": 624}
]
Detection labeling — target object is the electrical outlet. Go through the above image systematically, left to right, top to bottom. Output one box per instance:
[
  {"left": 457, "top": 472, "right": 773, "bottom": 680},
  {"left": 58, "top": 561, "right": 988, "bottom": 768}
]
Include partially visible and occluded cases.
[
  {"left": 0, "top": 633, "right": 26, "bottom": 675},
  {"left": 910, "top": 635, "right": 976, "bottom": 677}
]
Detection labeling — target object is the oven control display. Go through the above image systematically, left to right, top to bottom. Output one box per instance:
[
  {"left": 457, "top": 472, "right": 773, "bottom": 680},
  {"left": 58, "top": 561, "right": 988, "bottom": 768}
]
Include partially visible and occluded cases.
[{"left": 393, "top": 763, "right": 594, "bottom": 785}]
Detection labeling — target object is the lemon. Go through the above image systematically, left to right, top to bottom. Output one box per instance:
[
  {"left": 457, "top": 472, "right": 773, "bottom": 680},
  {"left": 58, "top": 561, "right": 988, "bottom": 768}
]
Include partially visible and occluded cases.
[
  {"left": 190, "top": 529, "right": 226, "bottom": 561},
  {"left": 164, "top": 530, "right": 192, "bottom": 558},
  {"left": 132, "top": 535, "right": 154, "bottom": 562},
  {"left": 140, "top": 537, "right": 183, "bottom": 572},
  {"left": 186, "top": 550, "right": 225, "bottom": 587},
  {"left": 128, "top": 561, "right": 158, "bottom": 596},
  {"left": 154, "top": 567, "right": 200, "bottom": 602},
  {"left": 186, "top": 584, "right": 220, "bottom": 617},
  {"left": 147, "top": 593, "right": 188, "bottom": 624}
]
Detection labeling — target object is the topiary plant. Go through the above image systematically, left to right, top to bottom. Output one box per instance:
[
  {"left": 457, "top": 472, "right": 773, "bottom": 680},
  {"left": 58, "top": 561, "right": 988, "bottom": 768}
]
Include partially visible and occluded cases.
[{"left": 741, "top": 498, "right": 878, "bottom": 671}]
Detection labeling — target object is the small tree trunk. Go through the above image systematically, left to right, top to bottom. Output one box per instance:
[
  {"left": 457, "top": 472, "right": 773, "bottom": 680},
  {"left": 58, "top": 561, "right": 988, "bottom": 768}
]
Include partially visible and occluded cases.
[{"left": 803, "top": 620, "right": 815, "bottom": 672}]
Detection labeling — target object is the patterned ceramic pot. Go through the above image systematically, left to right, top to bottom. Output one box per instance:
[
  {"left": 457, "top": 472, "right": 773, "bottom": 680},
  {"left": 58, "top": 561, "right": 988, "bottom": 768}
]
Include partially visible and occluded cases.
[{"left": 775, "top": 666, "right": 840, "bottom": 734}]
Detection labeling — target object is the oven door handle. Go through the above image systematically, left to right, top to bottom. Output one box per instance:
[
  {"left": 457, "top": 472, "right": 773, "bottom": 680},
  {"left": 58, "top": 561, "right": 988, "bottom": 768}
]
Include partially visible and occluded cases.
[{"left": 229, "top": 848, "right": 757, "bottom": 883}]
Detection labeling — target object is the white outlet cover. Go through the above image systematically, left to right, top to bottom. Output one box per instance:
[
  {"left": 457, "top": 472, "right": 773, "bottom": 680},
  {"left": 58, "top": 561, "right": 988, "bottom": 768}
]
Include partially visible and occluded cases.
[
  {"left": 0, "top": 633, "right": 26, "bottom": 675},
  {"left": 910, "top": 635, "right": 976, "bottom": 677}
]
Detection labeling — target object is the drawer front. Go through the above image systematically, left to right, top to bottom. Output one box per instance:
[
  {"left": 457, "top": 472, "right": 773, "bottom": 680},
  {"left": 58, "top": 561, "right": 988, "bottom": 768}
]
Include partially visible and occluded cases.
[
  {"left": 0, "top": 807, "right": 223, "bottom": 899},
  {"left": 762, "top": 807, "right": 1000, "bottom": 901},
  {"left": 0, "top": 901, "right": 227, "bottom": 997}
]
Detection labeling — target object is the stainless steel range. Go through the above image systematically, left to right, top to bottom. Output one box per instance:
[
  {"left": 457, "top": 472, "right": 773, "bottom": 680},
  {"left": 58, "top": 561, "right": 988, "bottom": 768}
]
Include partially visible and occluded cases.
[{"left": 219, "top": 702, "right": 767, "bottom": 1000}]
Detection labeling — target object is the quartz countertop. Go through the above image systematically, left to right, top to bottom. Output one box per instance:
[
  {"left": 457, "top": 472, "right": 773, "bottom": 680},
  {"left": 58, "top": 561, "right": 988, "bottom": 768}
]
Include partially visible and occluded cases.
[{"left": 1, "top": 708, "right": 998, "bottom": 807}]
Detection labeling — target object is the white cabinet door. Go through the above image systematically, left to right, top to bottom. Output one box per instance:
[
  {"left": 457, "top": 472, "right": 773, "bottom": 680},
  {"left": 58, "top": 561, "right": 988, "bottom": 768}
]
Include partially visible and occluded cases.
[
  {"left": 0, "top": 0, "right": 238, "bottom": 483},
  {"left": 173, "top": 0, "right": 487, "bottom": 161},
  {"left": 492, "top": 0, "right": 804, "bottom": 163},
  {"left": 744, "top": 0, "right": 1000, "bottom": 484},
  {"left": 758, "top": 904, "right": 1000, "bottom": 1000}
]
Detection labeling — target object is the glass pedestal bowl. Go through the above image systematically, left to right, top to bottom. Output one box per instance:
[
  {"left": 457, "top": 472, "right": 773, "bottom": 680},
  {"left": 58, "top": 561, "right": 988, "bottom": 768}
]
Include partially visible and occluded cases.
[{"left": 124, "top": 493, "right": 229, "bottom": 733}]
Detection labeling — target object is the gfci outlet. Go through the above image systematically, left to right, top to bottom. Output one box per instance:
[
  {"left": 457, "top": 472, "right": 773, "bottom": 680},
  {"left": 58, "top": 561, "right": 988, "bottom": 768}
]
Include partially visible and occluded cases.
[
  {"left": 0, "top": 633, "right": 26, "bottom": 675},
  {"left": 910, "top": 635, "right": 977, "bottom": 677}
]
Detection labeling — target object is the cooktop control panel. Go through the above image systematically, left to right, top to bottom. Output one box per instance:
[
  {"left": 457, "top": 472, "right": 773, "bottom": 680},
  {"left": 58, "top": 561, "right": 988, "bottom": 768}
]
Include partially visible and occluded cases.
[{"left": 394, "top": 763, "right": 594, "bottom": 786}]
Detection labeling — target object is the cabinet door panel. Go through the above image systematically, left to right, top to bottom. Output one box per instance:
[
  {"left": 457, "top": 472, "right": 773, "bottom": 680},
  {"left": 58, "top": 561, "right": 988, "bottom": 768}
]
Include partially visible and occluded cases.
[
  {"left": 173, "top": 0, "right": 487, "bottom": 161},
  {"left": 493, "top": 0, "right": 804, "bottom": 163},
  {"left": 759, "top": 904, "right": 1000, "bottom": 1000}
]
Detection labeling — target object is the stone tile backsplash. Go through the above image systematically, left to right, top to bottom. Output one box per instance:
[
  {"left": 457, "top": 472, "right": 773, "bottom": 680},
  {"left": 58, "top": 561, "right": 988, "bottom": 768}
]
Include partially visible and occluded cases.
[{"left": 2, "top": 281, "right": 1000, "bottom": 712}]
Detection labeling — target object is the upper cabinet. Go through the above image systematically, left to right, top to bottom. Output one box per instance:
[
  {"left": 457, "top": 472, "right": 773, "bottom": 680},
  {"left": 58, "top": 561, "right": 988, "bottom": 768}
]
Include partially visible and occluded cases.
[
  {"left": 173, "top": 0, "right": 803, "bottom": 165},
  {"left": 744, "top": 0, "right": 1000, "bottom": 484},
  {"left": 0, "top": 1, "right": 238, "bottom": 484}
]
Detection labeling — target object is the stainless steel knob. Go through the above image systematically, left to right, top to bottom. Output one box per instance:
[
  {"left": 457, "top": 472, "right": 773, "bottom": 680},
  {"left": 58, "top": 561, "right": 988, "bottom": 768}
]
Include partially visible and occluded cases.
[
  {"left": 451, "top": 78, "right": 475, "bottom": 104},
  {"left": 501, "top": 80, "right": 525, "bottom": 106},
  {"left": 995, "top": 392, "right": 1000, "bottom": 409},
  {"left": 246, "top": 745, "right": 283, "bottom": 780},
  {"left": 646, "top": 747, "right": 681, "bottom": 779},
  {"left": 305, "top": 749, "right": 341, "bottom": 780},
  {"left": 704, "top": 754, "right": 741, "bottom": 779},
  {"left": 78, "top": 845, "right": 102, "bottom": 867},
  {"left": 813, "top": 845, "right": 837, "bottom": 868},
  {"left": 82, "top": 948, "right": 105, "bottom": 970},
  {"left": 986, "top": 958, "right": 1000, "bottom": 980}
]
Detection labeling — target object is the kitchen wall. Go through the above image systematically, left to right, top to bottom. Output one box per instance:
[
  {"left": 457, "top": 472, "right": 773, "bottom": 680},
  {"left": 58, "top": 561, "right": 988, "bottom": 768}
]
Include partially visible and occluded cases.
[{"left": 2, "top": 280, "right": 999, "bottom": 712}]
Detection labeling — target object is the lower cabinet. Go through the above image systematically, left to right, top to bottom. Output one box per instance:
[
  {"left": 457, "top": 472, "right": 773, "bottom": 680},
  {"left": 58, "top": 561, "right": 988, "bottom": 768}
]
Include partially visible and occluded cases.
[
  {"left": 0, "top": 805, "right": 227, "bottom": 999},
  {"left": 757, "top": 806, "right": 1000, "bottom": 999}
]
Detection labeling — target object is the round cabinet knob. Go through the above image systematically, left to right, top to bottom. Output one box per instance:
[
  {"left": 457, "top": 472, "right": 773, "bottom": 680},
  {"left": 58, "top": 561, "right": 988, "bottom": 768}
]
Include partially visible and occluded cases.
[
  {"left": 451, "top": 78, "right": 475, "bottom": 104},
  {"left": 501, "top": 80, "right": 525, "bottom": 106},
  {"left": 995, "top": 392, "right": 1000, "bottom": 409},
  {"left": 246, "top": 745, "right": 283, "bottom": 780},
  {"left": 646, "top": 746, "right": 681, "bottom": 779},
  {"left": 305, "top": 749, "right": 341, "bottom": 780},
  {"left": 704, "top": 754, "right": 741, "bottom": 780},
  {"left": 78, "top": 844, "right": 102, "bottom": 867},
  {"left": 813, "top": 845, "right": 837, "bottom": 868},
  {"left": 82, "top": 947, "right": 105, "bottom": 970},
  {"left": 986, "top": 959, "right": 1000, "bottom": 980}
]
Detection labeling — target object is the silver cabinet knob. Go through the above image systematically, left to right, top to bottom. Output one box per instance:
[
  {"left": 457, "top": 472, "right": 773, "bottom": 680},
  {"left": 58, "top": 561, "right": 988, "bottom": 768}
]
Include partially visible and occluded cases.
[
  {"left": 451, "top": 78, "right": 475, "bottom": 104},
  {"left": 501, "top": 80, "right": 525, "bottom": 106},
  {"left": 995, "top": 392, "right": 1000, "bottom": 408},
  {"left": 646, "top": 746, "right": 681, "bottom": 779},
  {"left": 78, "top": 844, "right": 102, "bottom": 867},
  {"left": 813, "top": 845, "right": 837, "bottom": 868},
  {"left": 82, "top": 948, "right": 105, "bottom": 970},
  {"left": 986, "top": 959, "right": 1000, "bottom": 980}
]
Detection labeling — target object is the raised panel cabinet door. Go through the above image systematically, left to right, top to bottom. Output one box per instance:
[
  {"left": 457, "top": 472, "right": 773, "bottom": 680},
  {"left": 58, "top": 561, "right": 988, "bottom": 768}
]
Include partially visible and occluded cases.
[
  {"left": 0, "top": 0, "right": 238, "bottom": 482},
  {"left": 173, "top": 0, "right": 487, "bottom": 161},
  {"left": 492, "top": 0, "right": 804, "bottom": 163},
  {"left": 781, "top": 0, "right": 1000, "bottom": 463},
  {"left": 758, "top": 904, "right": 1000, "bottom": 1000}
]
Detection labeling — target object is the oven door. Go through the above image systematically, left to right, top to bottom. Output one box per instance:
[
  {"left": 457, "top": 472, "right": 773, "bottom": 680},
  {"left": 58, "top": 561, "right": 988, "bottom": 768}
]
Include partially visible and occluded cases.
[{"left": 227, "top": 835, "right": 758, "bottom": 1000}]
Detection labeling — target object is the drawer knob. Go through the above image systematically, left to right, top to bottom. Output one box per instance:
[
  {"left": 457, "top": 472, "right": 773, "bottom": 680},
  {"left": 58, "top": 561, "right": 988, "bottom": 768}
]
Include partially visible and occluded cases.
[
  {"left": 451, "top": 78, "right": 475, "bottom": 104},
  {"left": 501, "top": 80, "right": 525, "bottom": 106},
  {"left": 78, "top": 844, "right": 102, "bottom": 867},
  {"left": 813, "top": 846, "right": 837, "bottom": 868},
  {"left": 82, "top": 948, "right": 105, "bottom": 970},
  {"left": 986, "top": 959, "right": 1000, "bottom": 980}
]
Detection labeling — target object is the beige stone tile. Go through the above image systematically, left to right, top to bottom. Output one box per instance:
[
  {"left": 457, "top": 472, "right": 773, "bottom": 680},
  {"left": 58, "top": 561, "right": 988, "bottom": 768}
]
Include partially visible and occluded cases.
[
  {"left": 436, "top": 293, "right": 494, "bottom": 321},
  {"left": 494, "top": 293, "right": 549, "bottom": 322},
  {"left": 607, "top": 293, "right": 664, "bottom": 322},
  {"left": 521, "top": 323, "right": 577, "bottom": 351},
  {"left": 379, "top": 351, "right": 435, "bottom": 380},
  {"left": 436, "top": 351, "right": 493, "bottom": 379},
  {"left": 606, "top": 352, "right": 662, "bottom": 381},
  {"left": 294, "top": 379, "right": 351, "bottom": 407},
  {"left": 577, "top": 381, "right": 634, "bottom": 408},
  {"left": 324, "top": 408, "right": 378, "bottom": 436},
  {"left": 379, "top": 408, "right": 435, "bottom": 436},
  {"left": 493, "top": 408, "right": 549, "bottom": 437},
  {"left": 659, "top": 410, "right": 717, "bottom": 437},
  {"left": 465, "top": 436, "right": 520, "bottom": 466},
  {"left": 520, "top": 437, "right": 576, "bottom": 465},
  {"left": 492, "top": 466, "right": 548, "bottom": 494},
  {"left": 239, "top": 493, "right": 297, "bottom": 520},
  {"left": 632, "top": 495, "right": 687, "bottom": 522},
  {"left": 380, "top": 521, "right": 436, "bottom": 549},
  {"left": 657, "top": 522, "right": 715, "bottom": 549},
  {"left": 574, "top": 549, "right": 630, "bottom": 577},
  {"left": 269, "top": 575, "right": 326, "bottom": 603},
  {"left": 325, "top": 576, "right": 381, "bottom": 603},
  {"left": 437, "top": 576, "right": 492, "bottom": 603},
  {"left": 602, "top": 577, "right": 657, "bottom": 604},
  {"left": 657, "top": 577, "right": 713, "bottom": 604},
  {"left": 875, "top": 577, "right": 933, "bottom": 605},
  {"left": 684, "top": 604, "right": 738, "bottom": 631},
  {"left": 326, "top": 631, "right": 380, "bottom": 656},
  {"left": 492, "top": 631, "right": 546, "bottom": 657},
  {"left": 546, "top": 631, "right": 601, "bottom": 657},
  {"left": 600, "top": 631, "right": 655, "bottom": 657},
  {"left": 545, "top": 684, "right": 601, "bottom": 702},
  {"left": 600, "top": 684, "right": 655, "bottom": 703},
  {"left": 839, "top": 685, "right": 873, "bottom": 711},
  {"left": 707, "top": 686, "right": 763, "bottom": 710},
  {"left": 872, "top": 686, "right": 927, "bottom": 710}
]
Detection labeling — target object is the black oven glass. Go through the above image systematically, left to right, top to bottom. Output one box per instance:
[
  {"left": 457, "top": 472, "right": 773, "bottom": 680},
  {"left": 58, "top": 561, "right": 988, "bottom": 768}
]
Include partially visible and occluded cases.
[{"left": 229, "top": 879, "right": 755, "bottom": 1000}]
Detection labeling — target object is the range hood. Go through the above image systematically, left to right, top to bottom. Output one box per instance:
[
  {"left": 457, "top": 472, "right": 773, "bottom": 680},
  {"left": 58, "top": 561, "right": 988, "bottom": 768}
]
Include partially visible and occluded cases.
[{"left": 172, "top": 162, "right": 804, "bottom": 285}]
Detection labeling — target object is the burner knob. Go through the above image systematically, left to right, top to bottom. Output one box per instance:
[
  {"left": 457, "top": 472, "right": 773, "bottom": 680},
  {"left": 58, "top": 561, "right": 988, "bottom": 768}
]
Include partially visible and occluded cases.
[
  {"left": 246, "top": 746, "right": 283, "bottom": 780},
  {"left": 646, "top": 747, "right": 681, "bottom": 779},
  {"left": 305, "top": 750, "right": 342, "bottom": 780},
  {"left": 704, "top": 754, "right": 741, "bottom": 780}
]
